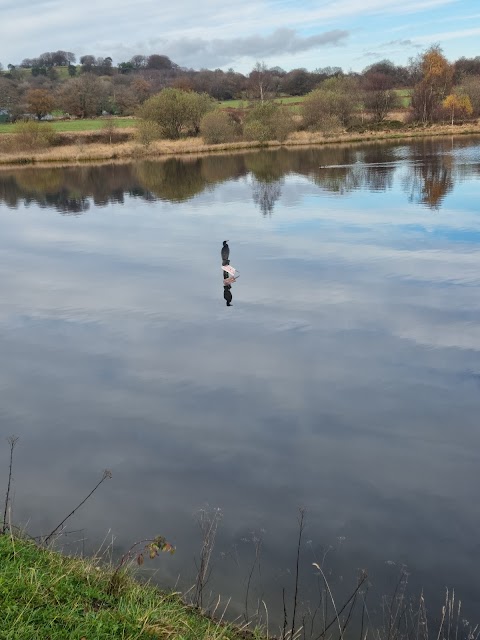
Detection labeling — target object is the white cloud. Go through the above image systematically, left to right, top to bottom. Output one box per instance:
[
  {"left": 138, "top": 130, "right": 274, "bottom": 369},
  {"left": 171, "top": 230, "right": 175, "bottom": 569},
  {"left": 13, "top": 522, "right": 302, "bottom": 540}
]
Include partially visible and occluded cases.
[
  {"left": 0, "top": 0, "right": 461, "bottom": 70},
  {"left": 412, "top": 26, "right": 480, "bottom": 44},
  {"left": 140, "top": 29, "right": 349, "bottom": 68}
]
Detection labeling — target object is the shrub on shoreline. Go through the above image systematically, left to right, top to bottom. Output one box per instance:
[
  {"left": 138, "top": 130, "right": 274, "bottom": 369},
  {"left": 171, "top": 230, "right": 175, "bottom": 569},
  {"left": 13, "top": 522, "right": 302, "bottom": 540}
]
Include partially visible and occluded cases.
[
  {"left": 200, "top": 110, "right": 238, "bottom": 143},
  {"left": 13, "top": 120, "right": 58, "bottom": 151}
]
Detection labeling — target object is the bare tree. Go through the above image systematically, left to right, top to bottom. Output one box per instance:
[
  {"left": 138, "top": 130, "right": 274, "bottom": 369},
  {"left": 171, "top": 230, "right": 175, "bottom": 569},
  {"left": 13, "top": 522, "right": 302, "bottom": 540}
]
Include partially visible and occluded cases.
[
  {"left": 130, "top": 55, "right": 147, "bottom": 70},
  {"left": 249, "top": 61, "right": 275, "bottom": 103},
  {"left": 362, "top": 72, "right": 399, "bottom": 122},
  {"left": 57, "top": 73, "right": 106, "bottom": 117},
  {"left": 459, "top": 76, "right": 480, "bottom": 116},
  {"left": 0, "top": 77, "right": 21, "bottom": 118},
  {"left": 26, "top": 88, "right": 55, "bottom": 120}
]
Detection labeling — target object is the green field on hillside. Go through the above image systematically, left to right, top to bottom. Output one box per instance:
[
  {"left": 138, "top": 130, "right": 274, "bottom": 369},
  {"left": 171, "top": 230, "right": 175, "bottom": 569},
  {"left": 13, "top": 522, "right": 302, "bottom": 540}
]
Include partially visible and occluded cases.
[
  {"left": 52, "top": 65, "right": 76, "bottom": 79},
  {"left": 0, "top": 66, "right": 76, "bottom": 80},
  {"left": 394, "top": 88, "right": 412, "bottom": 108},
  {"left": 220, "top": 91, "right": 411, "bottom": 111},
  {"left": 218, "top": 95, "right": 306, "bottom": 108},
  {"left": 0, "top": 118, "right": 136, "bottom": 134}
]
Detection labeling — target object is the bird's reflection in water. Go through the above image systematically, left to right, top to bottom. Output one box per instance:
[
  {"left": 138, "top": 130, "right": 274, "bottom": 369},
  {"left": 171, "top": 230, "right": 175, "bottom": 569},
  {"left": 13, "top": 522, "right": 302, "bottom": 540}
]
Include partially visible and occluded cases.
[{"left": 223, "top": 284, "right": 233, "bottom": 306}]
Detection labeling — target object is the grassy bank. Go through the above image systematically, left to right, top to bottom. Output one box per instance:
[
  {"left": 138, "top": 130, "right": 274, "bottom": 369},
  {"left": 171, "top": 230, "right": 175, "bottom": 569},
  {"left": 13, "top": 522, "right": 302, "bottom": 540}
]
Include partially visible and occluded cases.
[
  {"left": 0, "top": 122, "right": 479, "bottom": 168},
  {"left": 0, "top": 533, "right": 258, "bottom": 640}
]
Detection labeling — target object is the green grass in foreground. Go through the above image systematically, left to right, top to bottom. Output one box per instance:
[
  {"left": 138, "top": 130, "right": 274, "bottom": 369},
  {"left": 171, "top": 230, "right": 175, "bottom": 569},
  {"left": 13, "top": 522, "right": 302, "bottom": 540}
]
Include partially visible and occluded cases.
[
  {"left": 0, "top": 118, "right": 136, "bottom": 134},
  {"left": 0, "top": 535, "right": 257, "bottom": 640}
]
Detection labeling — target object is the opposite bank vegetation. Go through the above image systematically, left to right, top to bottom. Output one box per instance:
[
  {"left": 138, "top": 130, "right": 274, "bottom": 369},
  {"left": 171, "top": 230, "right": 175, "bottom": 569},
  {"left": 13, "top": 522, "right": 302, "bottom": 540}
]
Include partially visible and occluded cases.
[
  {"left": 1, "top": 44, "right": 480, "bottom": 167},
  {"left": 0, "top": 118, "right": 480, "bottom": 168}
]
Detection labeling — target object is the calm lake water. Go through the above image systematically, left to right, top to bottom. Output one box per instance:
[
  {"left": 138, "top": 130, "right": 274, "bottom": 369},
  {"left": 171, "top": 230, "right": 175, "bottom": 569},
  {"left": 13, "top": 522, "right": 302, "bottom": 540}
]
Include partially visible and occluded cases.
[{"left": 1, "top": 137, "right": 480, "bottom": 631}]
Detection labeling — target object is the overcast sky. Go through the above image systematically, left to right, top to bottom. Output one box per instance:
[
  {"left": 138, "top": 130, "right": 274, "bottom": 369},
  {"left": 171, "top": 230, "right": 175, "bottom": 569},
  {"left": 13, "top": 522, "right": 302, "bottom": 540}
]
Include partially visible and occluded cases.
[{"left": 1, "top": 0, "right": 479, "bottom": 72}]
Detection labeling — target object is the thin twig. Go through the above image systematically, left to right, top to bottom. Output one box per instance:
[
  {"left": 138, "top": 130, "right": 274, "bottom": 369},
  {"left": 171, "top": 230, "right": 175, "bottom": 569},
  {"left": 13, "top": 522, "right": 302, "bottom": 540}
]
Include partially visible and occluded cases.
[
  {"left": 2, "top": 436, "right": 19, "bottom": 535},
  {"left": 44, "top": 469, "right": 112, "bottom": 544},
  {"left": 291, "top": 508, "right": 306, "bottom": 639},
  {"left": 314, "top": 570, "right": 368, "bottom": 640},
  {"left": 360, "top": 585, "right": 369, "bottom": 640},
  {"left": 283, "top": 587, "right": 288, "bottom": 640},
  {"left": 341, "top": 588, "right": 359, "bottom": 639}
]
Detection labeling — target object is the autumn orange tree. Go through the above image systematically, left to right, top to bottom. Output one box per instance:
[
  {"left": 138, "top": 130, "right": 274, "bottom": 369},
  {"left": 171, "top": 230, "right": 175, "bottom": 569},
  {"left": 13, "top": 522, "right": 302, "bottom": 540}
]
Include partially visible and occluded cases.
[
  {"left": 411, "top": 46, "right": 454, "bottom": 124},
  {"left": 26, "top": 88, "right": 55, "bottom": 120},
  {"left": 443, "top": 93, "right": 473, "bottom": 124}
]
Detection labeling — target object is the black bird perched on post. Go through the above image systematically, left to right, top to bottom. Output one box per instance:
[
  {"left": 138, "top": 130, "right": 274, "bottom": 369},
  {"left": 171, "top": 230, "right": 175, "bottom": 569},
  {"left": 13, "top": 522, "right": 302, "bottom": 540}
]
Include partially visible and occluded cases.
[{"left": 221, "top": 240, "right": 230, "bottom": 262}]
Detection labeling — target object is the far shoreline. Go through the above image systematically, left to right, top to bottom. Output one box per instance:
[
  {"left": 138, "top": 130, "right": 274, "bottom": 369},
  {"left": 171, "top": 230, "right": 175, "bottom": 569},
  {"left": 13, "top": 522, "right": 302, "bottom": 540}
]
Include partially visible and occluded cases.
[{"left": 1, "top": 122, "right": 479, "bottom": 168}]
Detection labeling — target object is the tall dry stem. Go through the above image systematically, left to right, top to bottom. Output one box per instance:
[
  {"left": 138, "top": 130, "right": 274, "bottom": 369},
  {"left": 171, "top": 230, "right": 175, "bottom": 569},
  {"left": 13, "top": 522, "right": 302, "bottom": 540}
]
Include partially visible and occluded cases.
[
  {"left": 193, "top": 507, "right": 222, "bottom": 609},
  {"left": 244, "top": 532, "right": 263, "bottom": 623},
  {"left": 312, "top": 562, "right": 344, "bottom": 640},
  {"left": 386, "top": 568, "right": 409, "bottom": 640}
]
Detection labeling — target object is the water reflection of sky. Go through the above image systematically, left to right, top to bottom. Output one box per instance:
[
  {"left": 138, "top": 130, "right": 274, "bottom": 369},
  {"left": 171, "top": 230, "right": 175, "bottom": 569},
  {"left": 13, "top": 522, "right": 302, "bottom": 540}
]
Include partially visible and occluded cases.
[{"left": 1, "top": 138, "right": 480, "bottom": 629}]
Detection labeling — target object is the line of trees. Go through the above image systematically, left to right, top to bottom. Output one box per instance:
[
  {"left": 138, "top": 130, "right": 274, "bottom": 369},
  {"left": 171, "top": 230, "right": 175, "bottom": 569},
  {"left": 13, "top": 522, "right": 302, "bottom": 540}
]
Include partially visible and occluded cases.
[
  {"left": 1, "top": 47, "right": 479, "bottom": 140},
  {"left": 1, "top": 47, "right": 479, "bottom": 113},
  {"left": 133, "top": 48, "right": 479, "bottom": 147}
]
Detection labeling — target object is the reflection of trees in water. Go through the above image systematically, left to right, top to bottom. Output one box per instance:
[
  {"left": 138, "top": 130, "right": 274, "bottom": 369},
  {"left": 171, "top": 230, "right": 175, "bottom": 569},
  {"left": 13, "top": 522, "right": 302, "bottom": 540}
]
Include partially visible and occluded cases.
[
  {"left": 0, "top": 138, "right": 476, "bottom": 214},
  {"left": 402, "top": 139, "right": 454, "bottom": 209},
  {"left": 309, "top": 145, "right": 396, "bottom": 194},
  {"left": 361, "top": 147, "right": 396, "bottom": 192},
  {"left": 245, "top": 148, "right": 293, "bottom": 181},
  {"left": 245, "top": 150, "right": 285, "bottom": 216},
  {"left": 200, "top": 154, "right": 247, "bottom": 184},
  {"left": 134, "top": 155, "right": 248, "bottom": 202},
  {"left": 0, "top": 157, "right": 247, "bottom": 212},
  {"left": 134, "top": 158, "right": 207, "bottom": 202},
  {"left": 403, "top": 160, "right": 454, "bottom": 209},
  {"left": 0, "top": 164, "right": 150, "bottom": 214},
  {"left": 14, "top": 168, "right": 64, "bottom": 195},
  {"left": 0, "top": 173, "right": 23, "bottom": 208},
  {"left": 251, "top": 178, "right": 283, "bottom": 216},
  {"left": 128, "top": 187, "right": 157, "bottom": 201},
  {"left": 40, "top": 193, "right": 90, "bottom": 215}
]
